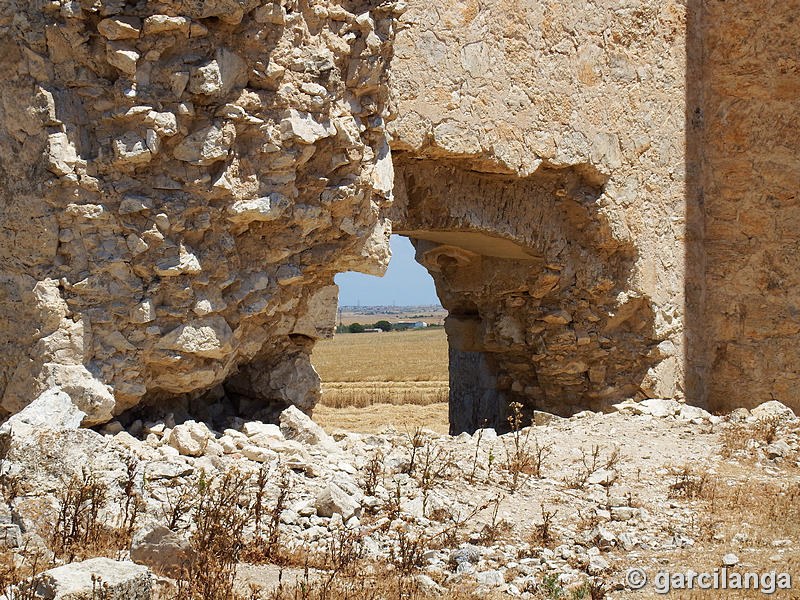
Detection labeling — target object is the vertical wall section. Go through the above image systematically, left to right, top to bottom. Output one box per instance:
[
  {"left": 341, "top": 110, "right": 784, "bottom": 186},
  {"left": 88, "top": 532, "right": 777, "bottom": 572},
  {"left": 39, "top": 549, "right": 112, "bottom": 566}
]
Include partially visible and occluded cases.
[{"left": 691, "top": 0, "right": 800, "bottom": 412}]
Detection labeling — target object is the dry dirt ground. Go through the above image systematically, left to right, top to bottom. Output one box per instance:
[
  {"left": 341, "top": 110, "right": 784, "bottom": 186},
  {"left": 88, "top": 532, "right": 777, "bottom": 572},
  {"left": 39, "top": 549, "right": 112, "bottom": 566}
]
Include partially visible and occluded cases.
[
  {"left": 233, "top": 400, "right": 800, "bottom": 599},
  {"left": 314, "top": 402, "right": 449, "bottom": 434}
]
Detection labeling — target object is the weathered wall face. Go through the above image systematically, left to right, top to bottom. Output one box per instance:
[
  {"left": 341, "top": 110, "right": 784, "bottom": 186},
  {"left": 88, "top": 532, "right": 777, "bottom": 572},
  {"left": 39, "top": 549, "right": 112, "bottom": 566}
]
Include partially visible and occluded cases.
[
  {"left": 0, "top": 0, "right": 401, "bottom": 424},
  {"left": 2, "top": 0, "right": 793, "bottom": 428},
  {"left": 388, "top": 0, "right": 688, "bottom": 422},
  {"left": 690, "top": 0, "right": 800, "bottom": 412},
  {"left": 392, "top": 158, "right": 662, "bottom": 424}
]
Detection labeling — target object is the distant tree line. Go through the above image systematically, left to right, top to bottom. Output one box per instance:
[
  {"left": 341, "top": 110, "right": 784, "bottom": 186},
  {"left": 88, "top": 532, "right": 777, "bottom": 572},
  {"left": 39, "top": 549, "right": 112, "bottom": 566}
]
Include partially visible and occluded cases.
[
  {"left": 335, "top": 321, "right": 442, "bottom": 334},
  {"left": 336, "top": 321, "right": 397, "bottom": 334}
]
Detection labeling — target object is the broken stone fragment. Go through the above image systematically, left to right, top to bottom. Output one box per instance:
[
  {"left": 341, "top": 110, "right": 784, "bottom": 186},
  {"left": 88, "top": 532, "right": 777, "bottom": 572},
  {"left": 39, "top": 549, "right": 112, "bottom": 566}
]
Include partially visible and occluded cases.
[
  {"left": 253, "top": 3, "right": 286, "bottom": 24},
  {"left": 142, "top": 15, "right": 190, "bottom": 36},
  {"left": 97, "top": 17, "right": 141, "bottom": 40},
  {"left": 106, "top": 42, "right": 140, "bottom": 74},
  {"left": 188, "top": 49, "right": 247, "bottom": 96},
  {"left": 189, "top": 60, "right": 223, "bottom": 95},
  {"left": 170, "top": 71, "right": 190, "bottom": 97},
  {"left": 280, "top": 109, "right": 337, "bottom": 144},
  {"left": 144, "top": 111, "right": 178, "bottom": 136},
  {"left": 173, "top": 123, "right": 235, "bottom": 165},
  {"left": 146, "top": 129, "right": 159, "bottom": 154},
  {"left": 46, "top": 131, "right": 78, "bottom": 175},
  {"left": 114, "top": 132, "right": 151, "bottom": 166},
  {"left": 371, "top": 137, "right": 394, "bottom": 197},
  {"left": 227, "top": 193, "right": 290, "bottom": 224},
  {"left": 119, "top": 195, "right": 152, "bottom": 214},
  {"left": 126, "top": 234, "right": 149, "bottom": 255},
  {"left": 154, "top": 244, "right": 202, "bottom": 276},
  {"left": 276, "top": 264, "right": 303, "bottom": 285},
  {"left": 292, "top": 285, "right": 338, "bottom": 340},
  {"left": 130, "top": 299, "right": 156, "bottom": 323},
  {"left": 542, "top": 309, "right": 572, "bottom": 325},
  {"left": 156, "top": 316, "right": 234, "bottom": 359},
  {"left": 13, "top": 363, "right": 115, "bottom": 427},
  {"left": 0, "top": 389, "right": 85, "bottom": 439},
  {"left": 280, "top": 404, "right": 335, "bottom": 447},
  {"left": 168, "top": 420, "right": 212, "bottom": 456},
  {"left": 243, "top": 421, "right": 283, "bottom": 438},
  {"left": 767, "top": 439, "right": 790, "bottom": 459},
  {"left": 241, "top": 445, "right": 278, "bottom": 463},
  {"left": 315, "top": 482, "right": 360, "bottom": 520},
  {"left": 130, "top": 525, "right": 193, "bottom": 577},
  {"left": 590, "top": 526, "right": 617, "bottom": 551},
  {"left": 35, "top": 558, "right": 152, "bottom": 600}
]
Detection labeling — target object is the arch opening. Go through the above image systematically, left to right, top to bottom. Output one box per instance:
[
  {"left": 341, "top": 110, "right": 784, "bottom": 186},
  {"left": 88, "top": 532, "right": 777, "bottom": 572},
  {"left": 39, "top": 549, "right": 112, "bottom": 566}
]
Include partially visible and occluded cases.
[{"left": 310, "top": 235, "right": 450, "bottom": 433}]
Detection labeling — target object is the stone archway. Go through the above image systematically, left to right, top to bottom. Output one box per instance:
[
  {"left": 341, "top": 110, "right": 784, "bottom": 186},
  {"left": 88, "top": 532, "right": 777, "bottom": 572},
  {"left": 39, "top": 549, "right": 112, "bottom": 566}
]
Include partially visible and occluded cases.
[{"left": 390, "top": 155, "right": 665, "bottom": 433}]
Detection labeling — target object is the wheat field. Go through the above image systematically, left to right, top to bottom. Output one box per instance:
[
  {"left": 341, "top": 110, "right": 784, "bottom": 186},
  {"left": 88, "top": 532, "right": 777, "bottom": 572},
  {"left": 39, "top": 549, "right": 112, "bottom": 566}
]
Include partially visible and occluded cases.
[{"left": 311, "top": 327, "right": 449, "bottom": 411}]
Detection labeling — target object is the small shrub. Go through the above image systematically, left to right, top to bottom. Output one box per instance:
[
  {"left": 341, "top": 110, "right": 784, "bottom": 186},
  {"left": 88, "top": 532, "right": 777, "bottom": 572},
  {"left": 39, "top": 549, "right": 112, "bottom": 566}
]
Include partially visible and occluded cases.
[
  {"left": 563, "top": 445, "right": 620, "bottom": 490},
  {"left": 362, "top": 451, "right": 384, "bottom": 497},
  {"left": 668, "top": 465, "right": 710, "bottom": 500},
  {"left": 52, "top": 468, "right": 109, "bottom": 561},
  {"left": 530, "top": 506, "right": 557, "bottom": 548}
]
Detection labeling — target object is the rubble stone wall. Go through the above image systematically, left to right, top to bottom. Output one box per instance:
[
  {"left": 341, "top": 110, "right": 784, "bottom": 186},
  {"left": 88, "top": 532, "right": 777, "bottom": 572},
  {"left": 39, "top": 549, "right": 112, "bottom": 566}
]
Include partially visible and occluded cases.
[
  {"left": 0, "top": 0, "right": 401, "bottom": 424},
  {"left": 1, "top": 0, "right": 795, "bottom": 428},
  {"left": 388, "top": 0, "right": 688, "bottom": 424}
]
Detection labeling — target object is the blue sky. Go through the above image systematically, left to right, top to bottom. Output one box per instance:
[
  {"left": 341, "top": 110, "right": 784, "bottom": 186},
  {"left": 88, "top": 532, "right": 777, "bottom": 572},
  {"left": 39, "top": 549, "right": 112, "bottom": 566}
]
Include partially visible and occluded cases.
[{"left": 335, "top": 235, "right": 440, "bottom": 306}]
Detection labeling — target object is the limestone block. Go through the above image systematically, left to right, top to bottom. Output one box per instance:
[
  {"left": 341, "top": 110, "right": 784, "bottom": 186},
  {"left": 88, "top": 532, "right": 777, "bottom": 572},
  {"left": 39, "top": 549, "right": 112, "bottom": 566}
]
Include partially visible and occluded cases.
[
  {"left": 0, "top": 389, "right": 85, "bottom": 438},
  {"left": 168, "top": 420, "right": 212, "bottom": 456},
  {"left": 35, "top": 558, "right": 152, "bottom": 600}
]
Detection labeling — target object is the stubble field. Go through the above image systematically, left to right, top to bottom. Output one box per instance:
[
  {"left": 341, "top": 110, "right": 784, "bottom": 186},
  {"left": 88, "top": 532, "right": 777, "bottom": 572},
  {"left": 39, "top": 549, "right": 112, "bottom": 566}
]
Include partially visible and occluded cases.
[{"left": 310, "top": 328, "right": 450, "bottom": 432}]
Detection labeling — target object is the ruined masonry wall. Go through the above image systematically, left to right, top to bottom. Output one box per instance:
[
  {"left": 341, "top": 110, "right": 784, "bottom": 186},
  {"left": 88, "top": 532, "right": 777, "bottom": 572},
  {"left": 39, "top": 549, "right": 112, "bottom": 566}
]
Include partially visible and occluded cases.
[
  {"left": 0, "top": 0, "right": 402, "bottom": 424},
  {"left": 388, "top": 0, "right": 688, "bottom": 416},
  {"left": 693, "top": 0, "right": 800, "bottom": 412}
]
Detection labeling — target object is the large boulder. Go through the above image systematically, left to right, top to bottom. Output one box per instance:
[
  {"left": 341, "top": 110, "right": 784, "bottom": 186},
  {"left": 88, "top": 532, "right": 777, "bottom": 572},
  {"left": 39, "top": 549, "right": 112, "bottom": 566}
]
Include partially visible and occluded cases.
[
  {"left": 0, "top": 389, "right": 85, "bottom": 439},
  {"left": 280, "top": 405, "right": 337, "bottom": 451},
  {"left": 130, "top": 525, "right": 194, "bottom": 577},
  {"left": 35, "top": 558, "right": 152, "bottom": 600}
]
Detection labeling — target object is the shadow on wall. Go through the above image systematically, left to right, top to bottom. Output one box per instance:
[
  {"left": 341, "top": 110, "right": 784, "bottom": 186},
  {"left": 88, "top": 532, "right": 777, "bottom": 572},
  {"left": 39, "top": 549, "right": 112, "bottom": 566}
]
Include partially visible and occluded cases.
[
  {"left": 685, "top": 0, "right": 800, "bottom": 413},
  {"left": 391, "top": 155, "right": 667, "bottom": 433}
]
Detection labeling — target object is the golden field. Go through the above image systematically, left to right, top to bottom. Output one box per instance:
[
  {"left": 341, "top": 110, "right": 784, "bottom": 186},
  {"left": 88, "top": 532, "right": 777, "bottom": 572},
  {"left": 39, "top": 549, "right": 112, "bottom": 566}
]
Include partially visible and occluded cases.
[
  {"left": 312, "top": 327, "right": 449, "bottom": 383},
  {"left": 310, "top": 328, "right": 450, "bottom": 431}
]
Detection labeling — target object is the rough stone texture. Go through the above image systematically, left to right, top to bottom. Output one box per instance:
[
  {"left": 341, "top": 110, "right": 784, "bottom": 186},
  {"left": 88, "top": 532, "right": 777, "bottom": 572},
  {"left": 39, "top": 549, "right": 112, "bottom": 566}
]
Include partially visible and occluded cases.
[
  {"left": 0, "top": 0, "right": 401, "bottom": 422},
  {"left": 0, "top": 0, "right": 797, "bottom": 428},
  {"left": 387, "top": 0, "right": 687, "bottom": 426},
  {"left": 686, "top": 0, "right": 800, "bottom": 413},
  {"left": 0, "top": 388, "right": 85, "bottom": 438},
  {"left": 315, "top": 481, "right": 360, "bottom": 520},
  {"left": 130, "top": 525, "right": 194, "bottom": 577},
  {"left": 35, "top": 558, "right": 152, "bottom": 600}
]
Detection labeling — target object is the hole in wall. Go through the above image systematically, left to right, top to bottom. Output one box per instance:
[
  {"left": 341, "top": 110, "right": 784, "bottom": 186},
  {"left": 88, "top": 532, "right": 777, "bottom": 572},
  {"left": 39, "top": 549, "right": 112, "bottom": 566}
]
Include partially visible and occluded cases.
[{"left": 310, "top": 235, "right": 450, "bottom": 433}]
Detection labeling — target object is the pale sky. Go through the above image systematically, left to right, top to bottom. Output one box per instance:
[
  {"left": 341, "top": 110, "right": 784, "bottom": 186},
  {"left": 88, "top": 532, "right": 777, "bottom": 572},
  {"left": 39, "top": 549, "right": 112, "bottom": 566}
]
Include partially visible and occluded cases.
[{"left": 335, "top": 235, "right": 441, "bottom": 306}]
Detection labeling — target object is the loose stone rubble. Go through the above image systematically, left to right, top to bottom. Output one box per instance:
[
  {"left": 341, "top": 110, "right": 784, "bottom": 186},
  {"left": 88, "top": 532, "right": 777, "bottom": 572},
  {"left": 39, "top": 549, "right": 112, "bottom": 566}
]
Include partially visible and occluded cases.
[{"left": 0, "top": 399, "right": 796, "bottom": 598}]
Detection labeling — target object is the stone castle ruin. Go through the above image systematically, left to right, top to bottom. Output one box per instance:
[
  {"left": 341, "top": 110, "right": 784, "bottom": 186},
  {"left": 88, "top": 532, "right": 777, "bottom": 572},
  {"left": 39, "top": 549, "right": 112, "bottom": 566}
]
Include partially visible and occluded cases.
[{"left": 0, "top": 0, "right": 797, "bottom": 433}]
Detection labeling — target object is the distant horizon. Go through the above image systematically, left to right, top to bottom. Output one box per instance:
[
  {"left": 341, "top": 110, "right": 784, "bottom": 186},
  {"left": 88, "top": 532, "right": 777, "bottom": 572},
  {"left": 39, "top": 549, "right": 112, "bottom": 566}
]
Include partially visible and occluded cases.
[
  {"left": 335, "top": 235, "right": 441, "bottom": 306},
  {"left": 338, "top": 303, "right": 443, "bottom": 309}
]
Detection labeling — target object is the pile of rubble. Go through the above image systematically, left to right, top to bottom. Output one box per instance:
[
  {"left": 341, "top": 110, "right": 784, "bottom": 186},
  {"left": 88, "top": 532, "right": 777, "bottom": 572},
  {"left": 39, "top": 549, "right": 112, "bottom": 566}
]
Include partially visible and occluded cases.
[{"left": 0, "top": 394, "right": 797, "bottom": 598}]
